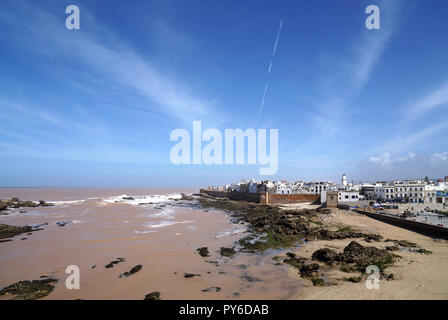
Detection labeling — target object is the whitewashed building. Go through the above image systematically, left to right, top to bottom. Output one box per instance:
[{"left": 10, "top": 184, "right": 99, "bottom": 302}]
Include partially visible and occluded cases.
[{"left": 338, "top": 190, "right": 360, "bottom": 202}]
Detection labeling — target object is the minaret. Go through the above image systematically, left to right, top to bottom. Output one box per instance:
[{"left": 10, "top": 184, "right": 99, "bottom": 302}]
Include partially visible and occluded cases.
[{"left": 342, "top": 174, "right": 347, "bottom": 187}]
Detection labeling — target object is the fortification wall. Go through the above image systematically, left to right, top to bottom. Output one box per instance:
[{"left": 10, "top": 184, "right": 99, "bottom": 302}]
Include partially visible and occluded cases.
[
  {"left": 199, "top": 189, "right": 320, "bottom": 205},
  {"left": 354, "top": 209, "right": 448, "bottom": 239}
]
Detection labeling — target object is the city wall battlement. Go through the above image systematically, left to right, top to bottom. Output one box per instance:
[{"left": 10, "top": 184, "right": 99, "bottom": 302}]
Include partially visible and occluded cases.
[{"left": 200, "top": 189, "right": 320, "bottom": 205}]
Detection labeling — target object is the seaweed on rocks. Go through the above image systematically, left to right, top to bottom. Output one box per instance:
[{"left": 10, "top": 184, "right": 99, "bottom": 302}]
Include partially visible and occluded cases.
[
  {"left": 196, "top": 193, "right": 384, "bottom": 254},
  {"left": 0, "top": 198, "right": 54, "bottom": 212},
  {"left": 0, "top": 224, "right": 35, "bottom": 241},
  {"left": 312, "top": 241, "right": 398, "bottom": 275},
  {"left": 196, "top": 247, "right": 210, "bottom": 257},
  {"left": 219, "top": 247, "right": 236, "bottom": 257},
  {"left": 0, "top": 278, "right": 58, "bottom": 300}
]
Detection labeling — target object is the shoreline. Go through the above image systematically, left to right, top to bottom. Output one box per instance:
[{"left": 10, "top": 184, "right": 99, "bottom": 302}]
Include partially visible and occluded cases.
[{"left": 1, "top": 190, "right": 447, "bottom": 300}]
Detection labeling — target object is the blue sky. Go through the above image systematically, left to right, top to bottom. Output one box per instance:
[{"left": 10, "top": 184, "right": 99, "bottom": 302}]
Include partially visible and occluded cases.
[{"left": 0, "top": 0, "right": 447, "bottom": 187}]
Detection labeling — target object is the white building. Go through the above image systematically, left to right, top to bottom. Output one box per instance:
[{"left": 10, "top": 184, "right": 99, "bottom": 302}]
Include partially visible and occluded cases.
[
  {"left": 374, "top": 183, "right": 385, "bottom": 200},
  {"left": 338, "top": 190, "right": 360, "bottom": 202}
]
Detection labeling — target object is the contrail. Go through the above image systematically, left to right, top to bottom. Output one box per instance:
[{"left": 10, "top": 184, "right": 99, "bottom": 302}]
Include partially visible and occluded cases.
[{"left": 259, "top": 17, "right": 283, "bottom": 117}]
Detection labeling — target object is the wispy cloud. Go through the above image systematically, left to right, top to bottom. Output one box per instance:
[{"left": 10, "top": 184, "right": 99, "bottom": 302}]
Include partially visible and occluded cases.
[
  {"left": 313, "top": 0, "right": 405, "bottom": 137},
  {"left": 0, "top": 2, "right": 219, "bottom": 126},
  {"left": 406, "top": 81, "right": 448, "bottom": 120},
  {"left": 368, "top": 121, "right": 448, "bottom": 156},
  {"left": 356, "top": 150, "right": 448, "bottom": 180}
]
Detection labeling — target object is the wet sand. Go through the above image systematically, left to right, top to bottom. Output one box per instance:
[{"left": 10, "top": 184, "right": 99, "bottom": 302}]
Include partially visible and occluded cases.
[{"left": 0, "top": 188, "right": 300, "bottom": 300}]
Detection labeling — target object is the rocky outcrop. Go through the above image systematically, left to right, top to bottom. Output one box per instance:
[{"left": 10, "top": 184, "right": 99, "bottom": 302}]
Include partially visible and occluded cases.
[
  {"left": 197, "top": 194, "right": 384, "bottom": 254},
  {"left": 0, "top": 199, "right": 54, "bottom": 215},
  {"left": 0, "top": 224, "right": 34, "bottom": 241},
  {"left": 312, "top": 241, "right": 397, "bottom": 274},
  {"left": 196, "top": 247, "right": 210, "bottom": 257},
  {"left": 0, "top": 278, "right": 57, "bottom": 300}
]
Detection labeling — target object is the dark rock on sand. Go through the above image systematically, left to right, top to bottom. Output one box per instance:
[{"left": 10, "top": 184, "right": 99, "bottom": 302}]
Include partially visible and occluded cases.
[
  {"left": 56, "top": 221, "right": 70, "bottom": 227},
  {"left": 316, "top": 228, "right": 383, "bottom": 242},
  {"left": 312, "top": 241, "right": 397, "bottom": 274},
  {"left": 196, "top": 247, "right": 210, "bottom": 257},
  {"left": 219, "top": 247, "right": 236, "bottom": 257},
  {"left": 105, "top": 257, "right": 126, "bottom": 268},
  {"left": 298, "top": 263, "right": 320, "bottom": 279},
  {"left": 119, "top": 265, "right": 142, "bottom": 278},
  {"left": 184, "top": 273, "right": 201, "bottom": 278},
  {"left": 241, "top": 275, "right": 262, "bottom": 282},
  {"left": 0, "top": 278, "right": 57, "bottom": 300},
  {"left": 201, "top": 286, "right": 221, "bottom": 292},
  {"left": 144, "top": 291, "right": 161, "bottom": 300}
]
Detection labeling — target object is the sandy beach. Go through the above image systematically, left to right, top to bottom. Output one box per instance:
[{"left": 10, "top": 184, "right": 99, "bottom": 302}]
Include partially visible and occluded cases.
[{"left": 290, "top": 209, "right": 448, "bottom": 300}]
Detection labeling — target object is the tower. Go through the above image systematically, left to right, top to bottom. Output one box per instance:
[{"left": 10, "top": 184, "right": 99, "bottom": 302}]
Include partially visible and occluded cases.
[{"left": 342, "top": 174, "right": 347, "bottom": 187}]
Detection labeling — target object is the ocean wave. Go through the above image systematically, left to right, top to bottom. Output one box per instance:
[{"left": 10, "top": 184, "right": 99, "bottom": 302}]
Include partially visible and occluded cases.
[
  {"left": 101, "top": 193, "right": 183, "bottom": 206},
  {"left": 50, "top": 200, "right": 86, "bottom": 206},
  {"left": 145, "top": 220, "right": 194, "bottom": 229},
  {"left": 215, "top": 226, "right": 248, "bottom": 239},
  {"left": 134, "top": 230, "right": 157, "bottom": 234}
]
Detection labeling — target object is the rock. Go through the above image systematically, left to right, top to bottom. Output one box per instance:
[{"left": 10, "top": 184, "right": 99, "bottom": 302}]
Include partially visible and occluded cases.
[
  {"left": 122, "top": 196, "right": 134, "bottom": 200},
  {"left": 38, "top": 200, "right": 54, "bottom": 207},
  {"left": 0, "top": 202, "right": 9, "bottom": 211},
  {"left": 56, "top": 221, "right": 70, "bottom": 227},
  {"left": 0, "top": 224, "right": 34, "bottom": 241},
  {"left": 196, "top": 247, "right": 210, "bottom": 257},
  {"left": 219, "top": 247, "right": 236, "bottom": 257},
  {"left": 312, "top": 248, "right": 338, "bottom": 263},
  {"left": 105, "top": 258, "right": 125, "bottom": 268},
  {"left": 299, "top": 263, "right": 320, "bottom": 279},
  {"left": 119, "top": 265, "right": 142, "bottom": 278},
  {"left": 184, "top": 273, "right": 201, "bottom": 278},
  {"left": 241, "top": 275, "right": 262, "bottom": 282},
  {"left": 346, "top": 276, "right": 363, "bottom": 283},
  {"left": 311, "top": 277, "right": 326, "bottom": 286},
  {"left": 0, "top": 278, "right": 57, "bottom": 300},
  {"left": 201, "top": 286, "right": 221, "bottom": 292},
  {"left": 144, "top": 291, "right": 161, "bottom": 300}
]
